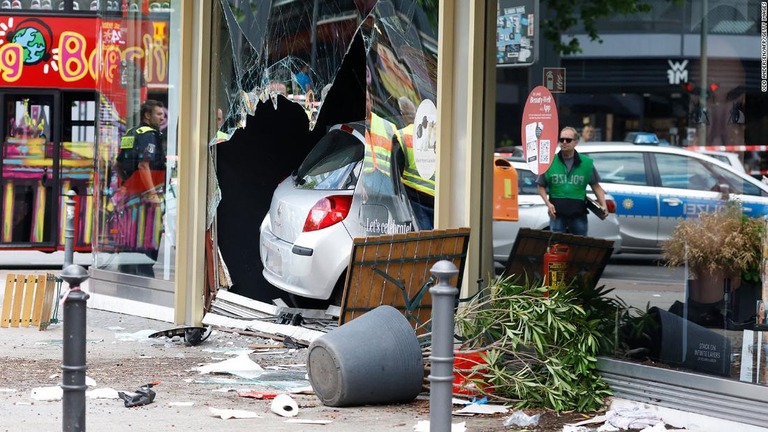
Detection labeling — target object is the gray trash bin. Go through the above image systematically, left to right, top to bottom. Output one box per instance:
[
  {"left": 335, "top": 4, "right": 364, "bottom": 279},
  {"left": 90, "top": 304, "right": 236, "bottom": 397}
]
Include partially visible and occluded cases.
[{"left": 307, "top": 305, "right": 424, "bottom": 407}]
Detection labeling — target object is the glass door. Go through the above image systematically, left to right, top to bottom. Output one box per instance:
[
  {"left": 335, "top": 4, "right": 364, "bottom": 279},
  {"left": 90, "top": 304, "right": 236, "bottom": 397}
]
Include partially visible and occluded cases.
[{"left": 1, "top": 93, "right": 58, "bottom": 247}]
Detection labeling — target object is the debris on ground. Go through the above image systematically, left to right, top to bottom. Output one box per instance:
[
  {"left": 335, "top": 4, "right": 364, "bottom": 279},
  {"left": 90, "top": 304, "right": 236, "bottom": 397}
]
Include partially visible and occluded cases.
[
  {"left": 194, "top": 352, "right": 264, "bottom": 379},
  {"left": 117, "top": 382, "right": 158, "bottom": 407},
  {"left": 270, "top": 393, "right": 299, "bottom": 417},
  {"left": 208, "top": 407, "right": 263, "bottom": 419},
  {"left": 503, "top": 409, "right": 541, "bottom": 427},
  {"left": 413, "top": 420, "right": 466, "bottom": 431}
]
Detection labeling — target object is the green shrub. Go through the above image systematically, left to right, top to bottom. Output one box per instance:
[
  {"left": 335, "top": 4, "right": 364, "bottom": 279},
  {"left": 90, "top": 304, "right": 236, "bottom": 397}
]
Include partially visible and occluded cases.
[{"left": 453, "top": 276, "right": 620, "bottom": 412}]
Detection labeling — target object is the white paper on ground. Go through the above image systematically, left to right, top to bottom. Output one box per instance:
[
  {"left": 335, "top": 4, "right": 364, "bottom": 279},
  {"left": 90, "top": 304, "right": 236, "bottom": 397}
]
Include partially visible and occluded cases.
[
  {"left": 194, "top": 352, "right": 263, "bottom": 379},
  {"left": 31, "top": 386, "right": 62, "bottom": 401},
  {"left": 86, "top": 388, "right": 120, "bottom": 399},
  {"left": 168, "top": 401, "right": 195, "bottom": 407},
  {"left": 453, "top": 403, "right": 509, "bottom": 415},
  {"left": 209, "top": 407, "right": 263, "bottom": 419},
  {"left": 285, "top": 419, "right": 333, "bottom": 424},
  {"left": 413, "top": 420, "right": 467, "bottom": 431}
]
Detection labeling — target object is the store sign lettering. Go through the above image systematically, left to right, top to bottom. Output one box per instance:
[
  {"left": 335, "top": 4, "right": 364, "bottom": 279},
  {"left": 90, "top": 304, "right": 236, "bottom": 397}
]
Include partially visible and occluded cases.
[
  {"left": 0, "top": 26, "right": 167, "bottom": 85},
  {"left": 667, "top": 59, "right": 688, "bottom": 85}
]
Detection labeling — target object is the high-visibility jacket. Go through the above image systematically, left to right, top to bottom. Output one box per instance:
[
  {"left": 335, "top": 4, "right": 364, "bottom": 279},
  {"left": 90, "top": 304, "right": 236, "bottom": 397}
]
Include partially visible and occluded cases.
[
  {"left": 364, "top": 112, "right": 397, "bottom": 176},
  {"left": 394, "top": 124, "right": 435, "bottom": 197}
]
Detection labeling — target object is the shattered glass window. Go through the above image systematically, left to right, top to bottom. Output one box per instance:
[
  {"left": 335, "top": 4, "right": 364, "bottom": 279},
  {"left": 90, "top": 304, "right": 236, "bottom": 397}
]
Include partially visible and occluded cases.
[{"left": 213, "top": 0, "right": 439, "bottom": 300}]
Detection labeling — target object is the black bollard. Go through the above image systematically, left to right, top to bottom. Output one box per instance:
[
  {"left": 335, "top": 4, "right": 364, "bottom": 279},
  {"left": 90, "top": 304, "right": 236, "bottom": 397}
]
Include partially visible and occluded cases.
[{"left": 60, "top": 264, "right": 90, "bottom": 432}]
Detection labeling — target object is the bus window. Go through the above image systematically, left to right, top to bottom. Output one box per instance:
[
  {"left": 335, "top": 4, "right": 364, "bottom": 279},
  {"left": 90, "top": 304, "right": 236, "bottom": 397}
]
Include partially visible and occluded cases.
[
  {"left": 60, "top": 92, "right": 96, "bottom": 251},
  {"left": 1, "top": 94, "right": 55, "bottom": 246}
]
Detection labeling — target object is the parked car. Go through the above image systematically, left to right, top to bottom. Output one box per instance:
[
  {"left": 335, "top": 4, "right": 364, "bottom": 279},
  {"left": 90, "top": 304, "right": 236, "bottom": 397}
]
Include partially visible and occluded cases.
[
  {"left": 260, "top": 122, "right": 416, "bottom": 302},
  {"left": 577, "top": 144, "right": 768, "bottom": 254},
  {"left": 697, "top": 150, "right": 746, "bottom": 173},
  {"left": 492, "top": 157, "right": 622, "bottom": 270}
]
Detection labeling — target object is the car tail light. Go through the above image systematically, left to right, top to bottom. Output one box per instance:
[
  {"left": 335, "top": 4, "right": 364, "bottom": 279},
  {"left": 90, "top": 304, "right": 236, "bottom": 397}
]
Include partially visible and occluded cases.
[
  {"left": 303, "top": 195, "right": 353, "bottom": 232},
  {"left": 606, "top": 198, "right": 617, "bottom": 214}
]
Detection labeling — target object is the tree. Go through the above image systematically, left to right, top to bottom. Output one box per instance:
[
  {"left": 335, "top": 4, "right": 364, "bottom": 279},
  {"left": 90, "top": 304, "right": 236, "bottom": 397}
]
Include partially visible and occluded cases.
[{"left": 415, "top": 0, "right": 680, "bottom": 55}]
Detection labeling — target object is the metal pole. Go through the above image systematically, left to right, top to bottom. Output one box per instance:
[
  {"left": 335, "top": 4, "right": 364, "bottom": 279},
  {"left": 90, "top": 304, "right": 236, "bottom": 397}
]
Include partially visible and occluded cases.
[
  {"left": 310, "top": 0, "right": 320, "bottom": 72},
  {"left": 698, "top": 0, "right": 708, "bottom": 146},
  {"left": 64, "top": 190, "right": 76, "bottom": 269},
  {"left": 428, "top": 260, "right": 459, "bottom": 432},
  {"left": 60, "top": 264, "right": 90, "bottom": 432}
]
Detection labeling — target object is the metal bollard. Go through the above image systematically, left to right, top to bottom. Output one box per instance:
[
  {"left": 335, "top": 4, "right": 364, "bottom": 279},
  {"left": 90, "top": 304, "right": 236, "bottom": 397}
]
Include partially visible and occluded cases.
[
  {"left": 63, "top": 190, "right": 76, "bottom": 269},
  {"left": 428, "top": 260, "right": 459, "bottom": 432},
  {"left": 60, "top": 264, "right": 90, "bottom": 432}
]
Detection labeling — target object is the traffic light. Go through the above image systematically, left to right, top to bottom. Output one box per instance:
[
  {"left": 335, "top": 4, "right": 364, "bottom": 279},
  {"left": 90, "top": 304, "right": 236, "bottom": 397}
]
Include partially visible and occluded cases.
[
  {"left": 681, "top": 82, "right": 697, "bottom": 94},
  {"left": 708, "top": 82, "right": 719, "bottom": 96}
]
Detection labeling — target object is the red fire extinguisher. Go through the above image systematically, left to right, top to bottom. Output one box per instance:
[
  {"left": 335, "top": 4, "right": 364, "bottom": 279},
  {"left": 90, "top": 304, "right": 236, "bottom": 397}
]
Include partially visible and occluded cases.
[{"left": 543, "top": 244, "right": 570, "bottom": 293}]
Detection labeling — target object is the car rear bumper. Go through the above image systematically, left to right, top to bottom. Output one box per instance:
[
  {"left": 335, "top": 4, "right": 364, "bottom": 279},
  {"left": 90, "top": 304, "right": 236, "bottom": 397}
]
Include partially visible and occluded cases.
[{"left": 260, "top": 216, "right": 352, "bottom": 300}]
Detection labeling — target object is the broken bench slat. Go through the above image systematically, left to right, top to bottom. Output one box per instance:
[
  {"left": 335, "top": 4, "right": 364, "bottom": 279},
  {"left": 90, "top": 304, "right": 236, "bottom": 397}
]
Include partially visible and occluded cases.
[{"left": 201, "top": 313, "right": 324, "bottom": 346}]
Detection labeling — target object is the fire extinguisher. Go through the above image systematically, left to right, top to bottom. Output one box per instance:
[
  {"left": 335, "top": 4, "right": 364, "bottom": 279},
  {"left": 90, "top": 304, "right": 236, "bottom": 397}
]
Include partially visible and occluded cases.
[{"left": 543, "top": 244, "right": 570, "bottom": 292}]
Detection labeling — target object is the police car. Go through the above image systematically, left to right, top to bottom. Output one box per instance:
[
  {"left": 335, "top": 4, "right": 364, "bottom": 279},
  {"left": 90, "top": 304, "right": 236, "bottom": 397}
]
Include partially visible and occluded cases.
[{"left": 577, "top": 143, "right": 768, "bottom": 254}]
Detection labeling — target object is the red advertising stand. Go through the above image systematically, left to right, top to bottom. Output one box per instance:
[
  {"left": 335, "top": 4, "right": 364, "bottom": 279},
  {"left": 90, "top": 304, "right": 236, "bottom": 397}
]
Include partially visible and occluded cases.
[{"left": 520, "top": 86, "right": 558, "bottom": 175}]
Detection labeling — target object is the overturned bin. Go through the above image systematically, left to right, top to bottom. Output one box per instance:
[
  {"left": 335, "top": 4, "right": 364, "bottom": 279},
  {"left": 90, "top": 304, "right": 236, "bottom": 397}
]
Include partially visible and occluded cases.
[{"left": 307, "top": 305, "right": 423, "bottom": 407}]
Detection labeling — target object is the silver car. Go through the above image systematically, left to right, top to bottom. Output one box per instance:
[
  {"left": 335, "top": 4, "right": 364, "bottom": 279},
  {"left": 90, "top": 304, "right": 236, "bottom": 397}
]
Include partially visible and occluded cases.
[
  {"left": 260, "top": 122, "right": 416, "bottom": 301},
  {"left": 577, "top": 144, "right": 768, "bottom": 254},
  {"left": 492, "top": 157, "right": 623, "bottom": 269}
]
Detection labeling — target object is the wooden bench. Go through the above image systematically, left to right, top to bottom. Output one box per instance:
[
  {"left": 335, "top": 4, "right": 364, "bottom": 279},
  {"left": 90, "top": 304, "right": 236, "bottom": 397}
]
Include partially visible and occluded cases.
[
  {"left": 339, "top": 227, "right": 471, "bottom": 332},
  {"left": 503, "top": 228, "right": 615, "bottom": 289},
  {"left": 1, "top": 273, "right": 59, "bottom": 330}
]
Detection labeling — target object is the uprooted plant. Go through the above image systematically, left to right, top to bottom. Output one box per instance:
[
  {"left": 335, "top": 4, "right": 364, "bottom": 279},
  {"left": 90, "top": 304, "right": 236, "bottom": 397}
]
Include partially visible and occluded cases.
[{"left": 449, "top": 275, "right": 628, "bottom": 412}]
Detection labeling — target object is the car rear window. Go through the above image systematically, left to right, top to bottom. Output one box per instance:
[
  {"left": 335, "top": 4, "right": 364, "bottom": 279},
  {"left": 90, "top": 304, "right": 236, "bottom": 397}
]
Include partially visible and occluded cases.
[{"left": 295, "top": 128, "right": 365, "bottom": 190}]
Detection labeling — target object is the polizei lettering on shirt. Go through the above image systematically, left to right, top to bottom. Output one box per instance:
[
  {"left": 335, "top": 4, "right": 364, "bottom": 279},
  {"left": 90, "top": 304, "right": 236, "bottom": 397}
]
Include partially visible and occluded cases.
[{"left": 550, "top": 174, "right": 585, "bottom": 185}]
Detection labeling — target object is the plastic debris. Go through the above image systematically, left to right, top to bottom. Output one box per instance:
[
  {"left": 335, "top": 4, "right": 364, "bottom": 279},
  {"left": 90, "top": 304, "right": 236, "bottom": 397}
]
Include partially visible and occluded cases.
[
  {"left": 148, "top": 326, "right": 213, "bottom": 346},
  {"left": 117, "top": 382, "right": 157, "bottom": 407},
  {"left": 237, "top": 391, "right": 279, "bottom": 399},
  {"left": 271, "top": 393, "right": 299, "bottom": 417},
  {"left": 606, "top": 406, "right": 664, "bottom": 430},
  {"left": 209, "top": 407, "right": 263, "bottom": 419},
  {"left": 502, "top": 410, "right": 541, "bottom": 427}
]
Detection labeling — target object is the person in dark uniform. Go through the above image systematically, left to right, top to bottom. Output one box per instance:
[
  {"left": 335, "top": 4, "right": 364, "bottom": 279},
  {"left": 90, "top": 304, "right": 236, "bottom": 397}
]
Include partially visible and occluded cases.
[{"left": 114, "top": 100, "right": 166, "bottom": 277}]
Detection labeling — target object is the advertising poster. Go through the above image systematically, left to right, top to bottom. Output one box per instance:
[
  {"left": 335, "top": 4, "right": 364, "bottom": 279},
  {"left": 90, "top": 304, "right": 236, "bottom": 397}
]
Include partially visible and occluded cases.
[
  {"left": 496, "top": 0, "right": 538, "bottom": 67},
  {"left": 521, "top": 85, "right": 558, "bottom": 174}
]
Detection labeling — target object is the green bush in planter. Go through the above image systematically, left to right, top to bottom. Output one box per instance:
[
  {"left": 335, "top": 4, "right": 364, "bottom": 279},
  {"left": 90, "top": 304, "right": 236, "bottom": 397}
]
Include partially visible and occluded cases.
[{"left": 453, "top": 275, "right": 628, "bottom": 412}]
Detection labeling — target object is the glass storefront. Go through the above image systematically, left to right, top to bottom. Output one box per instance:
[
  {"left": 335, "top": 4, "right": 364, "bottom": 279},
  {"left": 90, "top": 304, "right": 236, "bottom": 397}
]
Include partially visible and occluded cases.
[
  {"left": 493, "top": 0, "right": 768, "bottom": 394},
  {"left": 93, "top": 1, "right": 177, "bottom": 283}
]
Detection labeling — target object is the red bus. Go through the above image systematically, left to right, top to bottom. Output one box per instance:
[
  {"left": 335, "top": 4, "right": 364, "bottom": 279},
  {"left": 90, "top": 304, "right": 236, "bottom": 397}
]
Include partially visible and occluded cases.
[{"left": 0, "top": 3, "right": 168, "bottom": 252}]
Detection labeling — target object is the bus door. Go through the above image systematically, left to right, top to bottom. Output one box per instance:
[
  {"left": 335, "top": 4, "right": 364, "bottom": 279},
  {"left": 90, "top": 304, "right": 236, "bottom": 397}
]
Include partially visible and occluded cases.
[{"left": 0, "top": 93, "right": 59, "bottom": 248}]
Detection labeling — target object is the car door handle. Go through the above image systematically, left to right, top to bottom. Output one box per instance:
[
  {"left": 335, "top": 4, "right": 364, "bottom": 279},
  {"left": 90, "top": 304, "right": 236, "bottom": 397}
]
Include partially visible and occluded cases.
[
  {"left": 662, "top": 197, "right": 682, "bottom": 206},
  {"left": 519, "top": 203, "right": 537, "bottom": 208},
  {"left": 743, "top": 207, "right": 753, "bottom": 213}
]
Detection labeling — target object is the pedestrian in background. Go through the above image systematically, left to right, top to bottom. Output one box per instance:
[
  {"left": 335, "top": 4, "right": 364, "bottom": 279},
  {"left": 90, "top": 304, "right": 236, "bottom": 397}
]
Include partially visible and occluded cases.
[{"left": 536, "top": 126, "right": 607, "bottom": 236}]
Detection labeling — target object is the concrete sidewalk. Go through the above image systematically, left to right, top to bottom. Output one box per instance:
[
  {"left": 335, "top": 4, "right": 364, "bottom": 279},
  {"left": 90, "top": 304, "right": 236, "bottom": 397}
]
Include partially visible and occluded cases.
[{"left": 0, "top": 270, "right": 763, "bottom": 431}]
